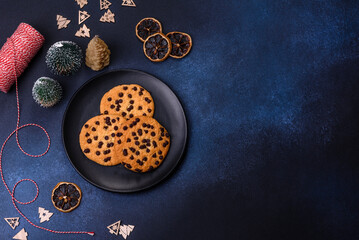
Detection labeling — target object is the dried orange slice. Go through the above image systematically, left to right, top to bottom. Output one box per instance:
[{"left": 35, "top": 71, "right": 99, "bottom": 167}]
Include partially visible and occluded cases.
[
  {"left": 136, "top": 17, "right": 162, "bottom": 42},
  {"left": 166, "top": 32, "right": 192, "bottom": 58},
  {"left": 143, "top": 33, "right": 171, "bottom": 62},
  {"left": 51, "top": 182, "right": 82, "bottom": 213}
]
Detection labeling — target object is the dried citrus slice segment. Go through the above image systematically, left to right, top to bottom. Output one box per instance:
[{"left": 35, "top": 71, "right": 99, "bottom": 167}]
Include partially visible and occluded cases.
[
  {"left": 136, "top": 17, "right": 162, "bottom": 42},
  {"left": 166, "top": 32, "right": 192, "bottom": 58},
  {"left": 143, "top": 33, "right": 171, "bottom": 62},
  {"left": 51, "top": 182, "right": 82, "bottom": 213}
]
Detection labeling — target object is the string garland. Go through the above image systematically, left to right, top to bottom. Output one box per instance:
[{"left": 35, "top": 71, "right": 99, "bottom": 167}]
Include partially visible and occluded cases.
[{"left": 0, "top": 23, "right": 94, "bottom": 236}]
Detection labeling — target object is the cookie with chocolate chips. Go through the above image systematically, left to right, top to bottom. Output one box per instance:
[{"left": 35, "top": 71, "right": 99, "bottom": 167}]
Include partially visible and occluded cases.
[
  {"left": 100, "top": 84, "right": 155, "bottom": 119},
  {"left": 79, "top": 115, "right": 126, "bottom": 166},
  {"left": 115, "top": 116, "right": 170, "bottom": 173}
]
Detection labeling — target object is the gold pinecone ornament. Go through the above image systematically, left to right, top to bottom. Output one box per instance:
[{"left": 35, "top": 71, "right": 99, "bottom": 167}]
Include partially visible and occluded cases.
[{"left": 85, "top": 36, "right": 111, "bottom": 71}]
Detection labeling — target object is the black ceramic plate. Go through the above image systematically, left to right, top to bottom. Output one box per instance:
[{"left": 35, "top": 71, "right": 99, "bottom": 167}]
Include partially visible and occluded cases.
[{"left": 62, "top": 69, "right": 187, "bottom": 192}]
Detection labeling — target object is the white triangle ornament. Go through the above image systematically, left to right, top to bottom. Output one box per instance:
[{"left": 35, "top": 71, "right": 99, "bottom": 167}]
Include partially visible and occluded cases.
[
  {"left": 75, "top": 0, "right": 88, "bottom": 8},
  {"left": 100, "top": 0, "right": 112, "bottom": 10},
  {"left": 122, "top": 0, "right": 136, "bottom": 7},
  {"left": 99, "top": 9, "right": 115, "bottom": 23},
  {"left": 79, "top": 10, "right": 91, "bottom": 24},
  {"left": 56, "top": 15, "right": 71, "bottom": 29},
  {"left": 75, "top": 24, "right": 91, "bottom": 38},
  {"left": 38, "top": 207, "right": 53, "bottom": 223},
  {"left": 4, "top": 217, "right": 20, "bottom": 230},
  {"left": 107, "top": 220, "right": 121, "bottom": 235},
  {"left": 119, "top": 224, "right": 135, "bottom": 239},
  {"left": 13, "top": 228, "right": 28, "bottom": 240}
]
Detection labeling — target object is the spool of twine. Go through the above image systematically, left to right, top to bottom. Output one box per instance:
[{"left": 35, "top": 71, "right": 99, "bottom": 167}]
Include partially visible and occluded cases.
[{"left": 0, "top": 23, "right": 44, "bottom": 93}]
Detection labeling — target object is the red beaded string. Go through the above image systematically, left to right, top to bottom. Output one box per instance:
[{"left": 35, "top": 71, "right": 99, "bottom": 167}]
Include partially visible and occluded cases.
[{"left": 0, "top": 30, "right": 94, "bottom": 236}]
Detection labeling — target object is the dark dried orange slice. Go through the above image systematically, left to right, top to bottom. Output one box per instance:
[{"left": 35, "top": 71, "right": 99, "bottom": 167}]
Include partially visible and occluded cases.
[
  {"left": 136, "top": 17, "right": 162, "bottom": 42},
  {"left": 166, "top": 32, "right": 192, "bottom": 58},
  {"left": 143, "top": 33, "right": 171, "bottom": 62},
  {"left": 51, "top": 182, "right": 82, "bottom": 213}
]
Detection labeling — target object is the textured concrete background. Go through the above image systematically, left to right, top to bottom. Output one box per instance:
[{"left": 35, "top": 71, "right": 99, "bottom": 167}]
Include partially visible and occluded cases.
[{"left": 1, "top": 0, "right": 359, "bottom": 239}]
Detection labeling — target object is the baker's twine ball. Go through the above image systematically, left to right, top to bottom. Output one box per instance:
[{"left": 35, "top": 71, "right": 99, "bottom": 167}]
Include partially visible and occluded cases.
[
  {"left": 0, "top": 23, "right": 45, "bottom": 93},
  {"left": 45, "top": 41, "right": 83, "bottom": 76},
  {"left": 32, "top": 77, "right": 62, "bottom": 107}
]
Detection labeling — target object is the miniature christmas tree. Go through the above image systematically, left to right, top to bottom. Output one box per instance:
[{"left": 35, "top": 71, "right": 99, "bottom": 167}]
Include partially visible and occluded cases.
[
  {"left": 85, "top": 35, "right": 111, "bottom": 71},
  {"left": 45, "top": 41, "right": 83, "bottom": 76},
  {"left": 32, "top": 77, "right": 62, "bottom": 108}
]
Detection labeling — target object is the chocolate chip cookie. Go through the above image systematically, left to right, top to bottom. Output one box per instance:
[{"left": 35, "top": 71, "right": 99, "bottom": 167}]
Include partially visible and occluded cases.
[
  {"left": 100, "top": 84, "right": 154, "bottom": 119},
  {"left": 79, "top": 115, "right": 126, "bottom": 166},
  {"left": 115, "top": 116, "right": 170, "bottom": 173}
]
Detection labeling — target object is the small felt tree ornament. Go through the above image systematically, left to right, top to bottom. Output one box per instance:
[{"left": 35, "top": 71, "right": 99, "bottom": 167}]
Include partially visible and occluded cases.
[
  {"left": 85, "top": 35, "right": 111, "bottom": 71},
  {"left": 45, "top": 41, "right": 83, "bottom": 76},
  {"left": 32, "top": 77, "right": 62, "bottom": 108}
]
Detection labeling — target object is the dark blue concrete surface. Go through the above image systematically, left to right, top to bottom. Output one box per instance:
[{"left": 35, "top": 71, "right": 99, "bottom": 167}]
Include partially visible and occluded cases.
[{"left": 1, "top": 0, "right": 359, "bottom": 239}]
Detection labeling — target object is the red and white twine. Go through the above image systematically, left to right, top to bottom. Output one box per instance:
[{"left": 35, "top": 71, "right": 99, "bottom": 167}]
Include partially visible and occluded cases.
[{"left": 0, "top": 23, "right": 94, "bottom": 236}]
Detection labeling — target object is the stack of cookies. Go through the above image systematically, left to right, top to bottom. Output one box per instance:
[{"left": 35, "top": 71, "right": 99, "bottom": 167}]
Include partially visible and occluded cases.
[{"left": 79, "top": 84, "right": 170, "bottom": 173}]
